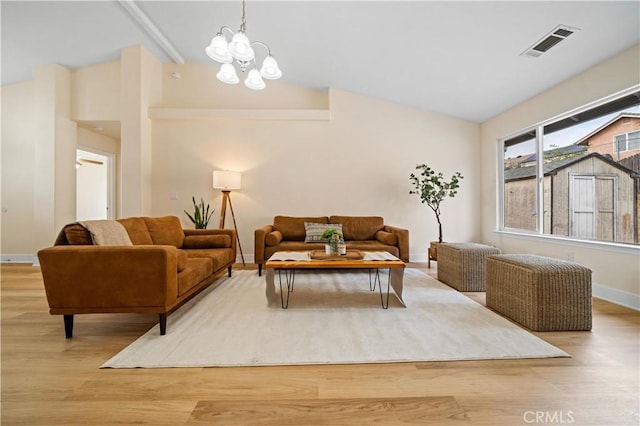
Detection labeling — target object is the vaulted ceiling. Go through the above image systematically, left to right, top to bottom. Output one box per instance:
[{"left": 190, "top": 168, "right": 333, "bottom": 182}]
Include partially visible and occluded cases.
[{"left": 2, "top": 1, "right": 639, "bottom": 122}]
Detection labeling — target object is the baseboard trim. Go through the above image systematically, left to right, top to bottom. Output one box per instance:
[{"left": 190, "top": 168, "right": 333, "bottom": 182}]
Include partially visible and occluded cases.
[
  {"left": 410, "top": 253, "right": 429, "bottom": 263},
  {"left": 1, "top": 254, "right": 37, "bottom": 265},
  {"left": 593, "top": 283, "right": 639, "bottom": 311}
]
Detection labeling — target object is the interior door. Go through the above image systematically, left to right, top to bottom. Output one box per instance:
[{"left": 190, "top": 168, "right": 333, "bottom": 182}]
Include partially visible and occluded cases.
[{"left": 76, "top": 149, "right": 110, "bottom": 220}]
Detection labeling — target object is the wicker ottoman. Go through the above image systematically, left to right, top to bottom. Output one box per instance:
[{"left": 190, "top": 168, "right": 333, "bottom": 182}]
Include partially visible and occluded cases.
[
  {"left": 437, "top": 243, "right": 501, "bottom": 291},
  {"left": 486, "top": 254, "right": 592, "bottom": 331}
]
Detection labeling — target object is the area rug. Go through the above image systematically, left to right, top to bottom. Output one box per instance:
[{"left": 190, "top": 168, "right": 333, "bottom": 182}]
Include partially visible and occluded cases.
[{"left": 101, "top": 269, "right": 568, "bottom": 368}]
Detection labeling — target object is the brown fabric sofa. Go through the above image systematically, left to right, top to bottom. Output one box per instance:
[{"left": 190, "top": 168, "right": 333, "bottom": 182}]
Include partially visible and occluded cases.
[
  {"left": 254, "top": 215, "right": 409, "bottom": 275},
  {"left": 38, "top": 216, "right": 236, "bottom": 338}
]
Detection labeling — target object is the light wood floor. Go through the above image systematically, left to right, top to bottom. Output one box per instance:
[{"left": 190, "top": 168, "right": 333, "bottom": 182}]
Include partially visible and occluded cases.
[{"left": 1, "top": 263, "right": 638, "bottom": 425}]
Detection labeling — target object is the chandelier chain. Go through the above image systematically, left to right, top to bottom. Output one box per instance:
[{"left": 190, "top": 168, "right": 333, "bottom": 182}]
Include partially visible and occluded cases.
[
  {"left": 205, "top": 0, "right": 282, "bottom": 90},
  {"left": 240, "top": 0, "right": 247, "bottom": 33}
]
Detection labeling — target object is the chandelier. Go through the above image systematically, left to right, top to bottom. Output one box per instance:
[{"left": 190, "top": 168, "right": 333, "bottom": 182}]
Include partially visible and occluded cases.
[{"left": 205, "top": 0, "right": 282, "bottom": 90}]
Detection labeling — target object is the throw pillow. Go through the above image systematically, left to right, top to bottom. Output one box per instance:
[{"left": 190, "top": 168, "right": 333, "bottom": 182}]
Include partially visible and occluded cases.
[
  {"left": 304, "top": 222, "right": 343, "bottom": 243},
  {"left": 64, "top": 224, "right": 93, "bottom": 245},
  {"left": 265, "top": 230, "right": 283, "bottom": 246},
  {"left": 376, "top": 230, "right": 398, "bottom": 246},
  {"left": 183, "top": 235, "right": 231, "bottom": 249}
]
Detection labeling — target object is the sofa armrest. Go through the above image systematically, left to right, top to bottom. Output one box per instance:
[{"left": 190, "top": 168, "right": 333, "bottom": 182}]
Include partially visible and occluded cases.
[
  {"left": 254, "top": 224, "right": 274, "bottom": 265},
  {"left": 384, "top": 225, "right": 410, "bottom": 262},
  {"left": 37, "top": 245, "right": 179, "bottom": 312}
]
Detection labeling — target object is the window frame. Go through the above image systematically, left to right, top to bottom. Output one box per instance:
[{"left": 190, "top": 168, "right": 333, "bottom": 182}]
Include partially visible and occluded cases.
[
  {"left": 497, "top": 85, "right": 640, "bottom": 250},
  {"left": 614, "top": 130, "right": 640, "bottom": 153}
]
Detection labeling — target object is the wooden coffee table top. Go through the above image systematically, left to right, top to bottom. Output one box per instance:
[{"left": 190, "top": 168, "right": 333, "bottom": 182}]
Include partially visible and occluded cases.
[{"left": 265, "top": 251, "right": 405, "bottom": 270}]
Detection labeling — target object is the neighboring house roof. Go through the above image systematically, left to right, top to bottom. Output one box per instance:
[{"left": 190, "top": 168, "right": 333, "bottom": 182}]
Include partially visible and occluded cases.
[
  {"left": 575, "top": 112, "right": 640, "bottom": 146},
  {"left": 520, "top": 145, "right": 587, "bottom": 163},
  {"left": 504, "top": 152, "right": 639, "bottom": 182}
]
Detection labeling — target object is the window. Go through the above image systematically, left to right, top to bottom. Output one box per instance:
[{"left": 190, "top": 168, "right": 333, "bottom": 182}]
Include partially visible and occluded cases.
[
  {"left": 499, "top": 87, "right": 640, "bottom": 246},
  {"left": 615, "top": 130, "right": 640, "bottom": 152}
]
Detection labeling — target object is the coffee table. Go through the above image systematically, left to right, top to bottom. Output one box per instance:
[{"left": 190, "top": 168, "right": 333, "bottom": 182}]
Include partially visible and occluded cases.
[{"left": 264, "top": 251, "right": 406, "bottom": 309}]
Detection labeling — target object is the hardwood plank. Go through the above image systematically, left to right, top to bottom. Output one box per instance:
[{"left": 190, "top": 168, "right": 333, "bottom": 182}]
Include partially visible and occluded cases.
[
  {"left": 1, "top": 263, "right": 638, "bottom": 425},
  {"left": 188, "top": 396, "right": 467, "bottom": 425}
]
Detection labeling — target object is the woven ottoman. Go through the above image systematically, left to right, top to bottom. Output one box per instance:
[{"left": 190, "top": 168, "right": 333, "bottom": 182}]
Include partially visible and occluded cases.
[
  {"left": 437, "top": 243, "right": 501, "bottom": 291},
  {"left": 486, "top": 254, "right": 592, "bottom": 331}
]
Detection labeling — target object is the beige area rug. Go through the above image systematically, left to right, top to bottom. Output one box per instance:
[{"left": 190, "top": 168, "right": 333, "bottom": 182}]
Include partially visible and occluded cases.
[{"left": 101, "top": 269, "right": 568, "bottom": 368}]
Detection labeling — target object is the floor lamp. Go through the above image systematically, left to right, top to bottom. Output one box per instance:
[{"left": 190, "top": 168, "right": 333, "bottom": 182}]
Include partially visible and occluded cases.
[{"left": 213, "top": 170, "right": 245, "bottom": 266}]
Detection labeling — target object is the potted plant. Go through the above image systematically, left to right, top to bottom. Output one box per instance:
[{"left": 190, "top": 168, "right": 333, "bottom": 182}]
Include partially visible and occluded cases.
[
  {"left": 409, "top": 164, "right": 463, "bottom": 263},
  {"left": 184, "top": 196, "right": 215, "bottom": 229},
  {"left": 321, "top": 228, "right": 344, "bottom": 255}
]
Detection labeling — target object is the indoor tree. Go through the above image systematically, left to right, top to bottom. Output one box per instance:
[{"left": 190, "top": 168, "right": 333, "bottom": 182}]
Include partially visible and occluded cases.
[{"left": 409, "top": 164, "right": 463, "bottom": 243}]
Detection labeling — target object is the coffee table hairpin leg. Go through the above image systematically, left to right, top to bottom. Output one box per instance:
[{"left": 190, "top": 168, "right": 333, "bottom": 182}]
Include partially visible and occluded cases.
[
  {"left": 369, "top": 268, "right": 392, "bottom": 309},
  {"left": 277, "top": 269, "right": 295, "bottom": 309}
]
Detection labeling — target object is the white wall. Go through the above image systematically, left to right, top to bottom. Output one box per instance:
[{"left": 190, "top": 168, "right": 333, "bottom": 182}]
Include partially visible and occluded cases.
[{"left": 480, "top": 44, "right": 640, "bottom": 309}]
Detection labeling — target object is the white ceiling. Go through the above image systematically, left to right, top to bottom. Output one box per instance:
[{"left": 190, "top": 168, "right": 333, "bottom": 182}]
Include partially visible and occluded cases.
[{"left": 2, "top": 1, "right": 639, "bottom": 123}]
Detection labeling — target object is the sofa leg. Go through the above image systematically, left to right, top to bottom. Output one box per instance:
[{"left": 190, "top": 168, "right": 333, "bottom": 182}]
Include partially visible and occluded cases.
[
  {"left": 258, "top": 264, "right": 262, "bottom": 276},
  {"left": 228, "top": 266, "right": 232, "bottom": 277},
  {"left": 159, "top": 313, "right": 167, "bottom": 335},
  {"left": 64, "top": 315, "right": 74, "bottom": 338}
]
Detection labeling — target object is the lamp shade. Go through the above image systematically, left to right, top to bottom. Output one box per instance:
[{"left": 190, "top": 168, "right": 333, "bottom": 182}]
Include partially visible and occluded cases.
[
  {"left": 228, "top": 32, "right": 254, "bottom": 62},
  {"left": 205, "top": 35, "right": 232, "bottom": 63},
  {"left": 260, "top": 56, "right": 282, "bottom": 80},
  {"left": 216, "top": 63, "right": 239, "bottom": 84},
  {"left": 244, "top": 69, "right": 266, "bottom": 90},
  {"left": 213, "top": 170, "right": 242, "bottom": 190}
]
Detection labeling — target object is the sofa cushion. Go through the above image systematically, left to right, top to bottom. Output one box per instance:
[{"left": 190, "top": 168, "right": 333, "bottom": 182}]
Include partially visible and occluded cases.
[
  {"left": 143, "top": 216, "right": 184, "bottom": 248},
  {"left": 274, "top": 216, "right": 329, "bottom": 241},
  {"left": 330, "top": 216, "right": 384, "bottom": 241},
  {"left": 118, "top": 217, "right": 153, "bottom": 245},
  {"left": 304, "top": 222, "right": 343, "bottom": 243},
  {"left": 64, "top": 224, "right": 93, "bottom": 245},
  {"left": 265, "top": 230, "right": 283, "bottom": 246},
  {"left": 376, "top": 230, "right": 398, "bottom": 246},
  {"left": 183, "top": 235, "right": 231, "bottom": 249},
  {"left": 345, "top": 240, "right": 399, "bottom": 259},
  {"left": 265, "top": 241, "right": 325, "bottom": 260},
  {"left": 186, "top": 248, "right": 235, "bottom": 272},
  {"left": 177, "top": 249, "right": 188, "bottom": 272},
  {"left": 177, "top": 257, "right": 213, "bottom": 296}
]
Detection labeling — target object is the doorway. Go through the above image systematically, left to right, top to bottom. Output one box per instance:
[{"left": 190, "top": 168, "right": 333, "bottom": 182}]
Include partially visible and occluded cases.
[{"left": 76, "top": 148, "right": 115, "bottom": 220}]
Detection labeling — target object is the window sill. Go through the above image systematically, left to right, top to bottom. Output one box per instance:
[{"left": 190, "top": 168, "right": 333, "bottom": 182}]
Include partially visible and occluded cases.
[{"left": 493, "top": 229, "right": 640, "bottom": 255}]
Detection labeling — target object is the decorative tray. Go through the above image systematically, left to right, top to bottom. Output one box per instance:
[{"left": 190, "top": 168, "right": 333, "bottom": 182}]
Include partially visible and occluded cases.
[{"left": 310, "top": 250, "right": 364, "bottom": 260}]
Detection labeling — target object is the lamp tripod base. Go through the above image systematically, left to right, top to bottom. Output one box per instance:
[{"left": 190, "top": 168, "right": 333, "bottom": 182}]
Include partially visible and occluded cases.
[{"left": 219, "top": 190, "right": 245, "bottom": 266}]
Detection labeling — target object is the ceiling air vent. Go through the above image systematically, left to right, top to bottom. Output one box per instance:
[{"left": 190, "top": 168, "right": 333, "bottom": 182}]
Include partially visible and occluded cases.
[{"left": 521, "top": 25, "right": 579, "bottom": 59}]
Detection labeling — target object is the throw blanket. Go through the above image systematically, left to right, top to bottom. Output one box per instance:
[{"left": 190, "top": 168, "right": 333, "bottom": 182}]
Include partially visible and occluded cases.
[{"left": 79, "top": 220, "right": 133, "bottom": 246}]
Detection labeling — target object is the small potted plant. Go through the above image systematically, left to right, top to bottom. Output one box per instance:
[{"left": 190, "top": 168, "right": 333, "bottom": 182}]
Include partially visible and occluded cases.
[
  {"left": 409, "top": 164, "right": 463, "bottom": 263},
  {"left": 184, "top": 196, "right": 215, "bottom": 229},
  {"left": 321, "top": 228, "right": 344, "bottom": 255}
]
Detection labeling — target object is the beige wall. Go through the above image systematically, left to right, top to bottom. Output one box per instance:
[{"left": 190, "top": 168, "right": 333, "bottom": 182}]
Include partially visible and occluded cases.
[
  {"left": 4, "top": 41, "right": 637, "bottom": 308},
  {"left": 481, "top": 44, "right": 640, "bottom": 308},
  {"left": 1, "top": 52, "right": 480, "bottom": 263},
  {"left": 71, "top": 61, "right": 120, "bottom": 121},
  {"left": 162, "top": 62, "right": 328, "bottom": 110},
  {"left": 152, "top": 69, "right": 481, "bottom": 261},
  {"left": 1, "top": 81, "right": 36, "bottom": 258}
]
